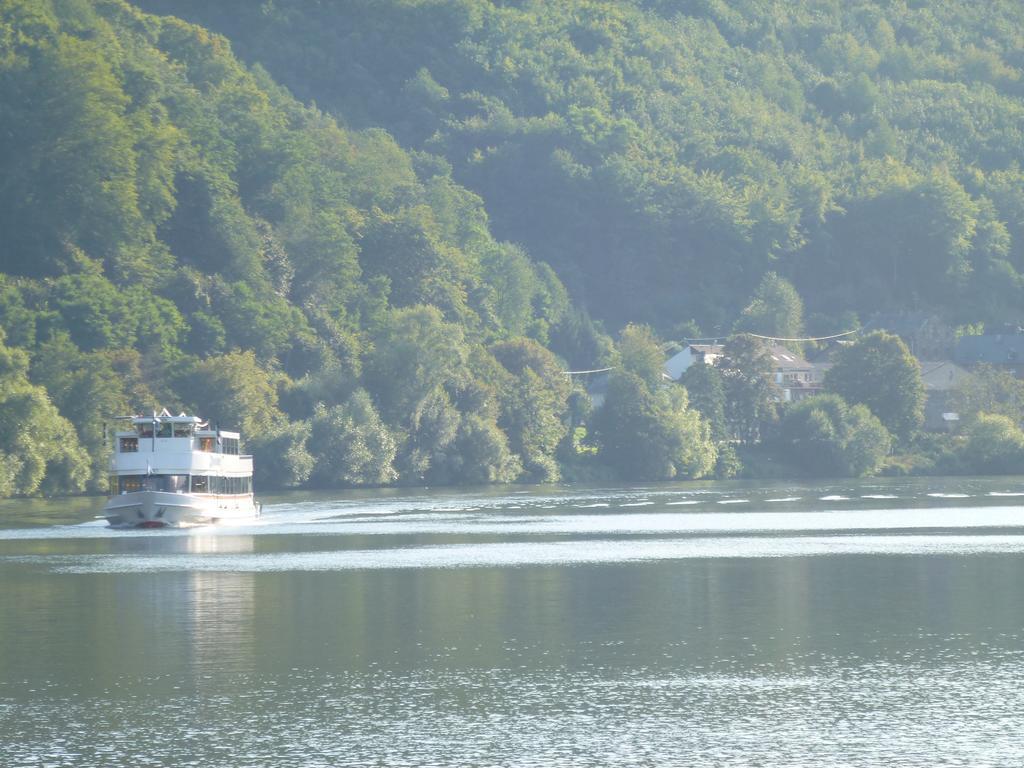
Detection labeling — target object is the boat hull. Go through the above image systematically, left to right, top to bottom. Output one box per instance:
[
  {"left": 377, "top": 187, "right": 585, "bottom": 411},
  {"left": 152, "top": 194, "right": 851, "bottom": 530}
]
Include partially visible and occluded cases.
[{"left": 104, "top": 490, "right": 260, "bottom": 528}]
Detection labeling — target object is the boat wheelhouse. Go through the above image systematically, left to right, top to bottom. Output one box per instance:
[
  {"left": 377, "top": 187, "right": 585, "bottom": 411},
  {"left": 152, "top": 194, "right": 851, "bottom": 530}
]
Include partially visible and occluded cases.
[{"left": 104, "top": 409, "right": 260, "bottom": 528}]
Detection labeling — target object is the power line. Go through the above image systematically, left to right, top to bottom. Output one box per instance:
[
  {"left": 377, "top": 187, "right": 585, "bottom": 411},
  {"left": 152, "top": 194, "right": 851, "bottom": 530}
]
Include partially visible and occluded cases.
[
  {"left": 562, "top": 329, "right": 860, "bottom": 375},
  {"left": 685, "top": 329, "right": 860, "bottom": 344}
]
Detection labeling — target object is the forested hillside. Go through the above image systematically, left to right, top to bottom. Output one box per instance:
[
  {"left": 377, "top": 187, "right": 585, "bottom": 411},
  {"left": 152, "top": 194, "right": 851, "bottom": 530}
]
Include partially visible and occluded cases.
[
  {"left": 0, "top": 0, "right": 609, "bottom": 495},
  {"left": 4, "top": 0, "right": 1024, "bottom": 496},
  {"left": 139, "top": 0, "right": 1024, "bottom": 332}
]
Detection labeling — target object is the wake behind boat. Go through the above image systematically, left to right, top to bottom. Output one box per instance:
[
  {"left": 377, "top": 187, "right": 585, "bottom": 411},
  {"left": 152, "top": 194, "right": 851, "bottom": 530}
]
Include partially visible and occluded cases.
[{"left": 104, "top": 409, "right": 260, "bottom": 528}]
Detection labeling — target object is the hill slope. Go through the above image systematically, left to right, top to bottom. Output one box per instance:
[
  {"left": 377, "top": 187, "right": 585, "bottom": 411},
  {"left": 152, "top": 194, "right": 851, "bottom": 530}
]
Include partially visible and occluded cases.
[
  {"left": 0, "top": 0, "right": 594, "bottom": 494},
  {"left": 138, "top": 0, "right": 1024, "bottom": 332}
]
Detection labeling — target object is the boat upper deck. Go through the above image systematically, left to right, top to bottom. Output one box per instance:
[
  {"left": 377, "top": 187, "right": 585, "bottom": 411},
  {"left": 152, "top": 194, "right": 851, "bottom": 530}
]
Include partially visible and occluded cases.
[{"left": 109, "top": 411, "right": 252, "bottom": 476}]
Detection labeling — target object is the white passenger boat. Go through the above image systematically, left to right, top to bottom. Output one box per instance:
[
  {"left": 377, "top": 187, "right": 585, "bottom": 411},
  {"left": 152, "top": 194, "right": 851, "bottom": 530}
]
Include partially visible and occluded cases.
[{"left": 104, "top": 409, "right": 261, "bottom": 528}]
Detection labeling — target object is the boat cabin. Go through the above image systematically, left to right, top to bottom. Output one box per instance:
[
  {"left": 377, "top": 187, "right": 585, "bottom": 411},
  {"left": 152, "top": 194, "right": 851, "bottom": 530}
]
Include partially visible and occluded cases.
[
  {"left": 109, "top": 409, "right": 252, "bottom": 497},
  {"left": 116, "top": 413, "right": 240, "bottom": 455}
]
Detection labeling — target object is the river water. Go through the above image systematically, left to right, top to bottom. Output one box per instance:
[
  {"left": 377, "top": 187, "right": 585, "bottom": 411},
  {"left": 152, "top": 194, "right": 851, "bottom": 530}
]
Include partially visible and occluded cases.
[{"left": 2, "top": 477, "right": 1024, "bottom": 766}]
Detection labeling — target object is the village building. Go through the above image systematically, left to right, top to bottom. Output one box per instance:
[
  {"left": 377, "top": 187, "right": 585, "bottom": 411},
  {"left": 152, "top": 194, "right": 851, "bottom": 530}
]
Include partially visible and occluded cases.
[
  {"left": 862, "top": 312, "right": 955, "bottom": 359},
  {"left": 953, "top": 330, "right": 1024, "bottom": 378},
  {"left": 663, "top": 343, "right": 724, "bottom": 381},
  {"left": 767, "top": 344, "right": 830, "bottom": 402},
  {"left": 918, "top": 360, "right": 971, "bottom": 432}
]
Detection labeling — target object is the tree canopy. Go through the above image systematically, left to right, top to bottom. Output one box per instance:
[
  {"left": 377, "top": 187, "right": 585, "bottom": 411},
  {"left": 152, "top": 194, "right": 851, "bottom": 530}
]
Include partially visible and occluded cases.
[
  {"left": 4, "top": 0, "right": 1024, "bottom": 493},
  {"left": 140, "top": 0, "right": 1024, "bottom": 334},
  {"left": 824, "top": 331, "right": 925, "bottom": 442},
  {"left": 773, "top": 393, "right": 891, "bottom": 477}
]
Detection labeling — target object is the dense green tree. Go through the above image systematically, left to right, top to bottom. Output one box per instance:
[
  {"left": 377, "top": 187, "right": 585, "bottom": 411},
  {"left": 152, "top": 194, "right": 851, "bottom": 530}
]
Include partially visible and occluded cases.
[
  {"left": 734, "top": 273, "right": 804, "bottom": 342},
  {"left": 364, "top": 305, "right": 468, "bottom": 426},
  {"left": 616, "top": 324, "right": 666, "bottom": 389},
  {"left": 0, "top": 330, "right": 89, "bottom": 495},
  {"left": 824, "top": 331, "right": 925, "bottom": 442},
  {"left": 719, "top": 334, "right": 779, "bottom": 443},
  {"left": 29, "top": 335, "right": 152, "bottom": 490},
  {"left": 491, "top": 338, "right": 572, "bottom": 482},
  {"left": 176, "top": 351, "right": 285, "bottom": 438},
  {"left": 679, "top": 361, "right": 727, "bottom": 441},
  {"left": 949, "top": 364, "right": 1024, "bottom": 427},
  {"left": 592, "top": 370, "right": 716, "bottom": 481},
  {"left": 394, "top": 388, "right": 462, "bottom": 484},
  {"left": 309, "top": 391, "right": 399, "bottom": 487},
  {"left": 774, "top": 393, "right": 892, "bottom": 477},
  {"left": 429, "top": 413, "right": 522, "bottom": 486},
  {"left": 957, "top": 413, "right": 1024, "bottom": 475},
  {"left": 249, "top": 422, "right": 314, "bottom": 490}
]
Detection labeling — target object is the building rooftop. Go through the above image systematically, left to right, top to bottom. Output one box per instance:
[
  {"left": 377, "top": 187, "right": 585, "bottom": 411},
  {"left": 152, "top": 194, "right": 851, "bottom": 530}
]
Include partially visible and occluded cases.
[
  {"left": 953, "top": 334, "right": 1024, "bottom": 366},
  {"left": 768, "top": 344, "right": 811, "bottom": 371},
  {"left": 919, "top": 360, "right": 971, "bottom": 392}
]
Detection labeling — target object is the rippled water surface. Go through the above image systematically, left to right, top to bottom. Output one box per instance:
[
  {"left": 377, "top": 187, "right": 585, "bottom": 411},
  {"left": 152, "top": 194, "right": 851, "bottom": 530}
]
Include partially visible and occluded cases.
[{"left": 3, "top": 477, "right": 1024, "bottom": 766}]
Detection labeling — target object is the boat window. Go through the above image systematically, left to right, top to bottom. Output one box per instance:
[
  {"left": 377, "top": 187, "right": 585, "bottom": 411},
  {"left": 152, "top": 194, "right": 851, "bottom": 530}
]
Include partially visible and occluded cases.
[
  {"left": 157, "top": 422, "right": 173, "bottom": 438},
  {"left": 137, "top": 423, "right": 154, "bottom": 438},
  {"left": 173, "top": 423, "right": 193, "bottom": 438},
  {"left": 119, "top": 437, "right": 138, "bottom": 453},
  {"left": 199, "top": 437, "right": 215, "bottom": 452},
  {"left": 220, "top": 438, "right": 239, "bottom": 455},
  {"left": 156, "top": 474, "right": 188, "bottom": 493},
  {"left": 118, "top": 475, "right": 145, "bottom": 494},
  {"left": 191, "top": 475, "right": 208, "bottom": 493}
]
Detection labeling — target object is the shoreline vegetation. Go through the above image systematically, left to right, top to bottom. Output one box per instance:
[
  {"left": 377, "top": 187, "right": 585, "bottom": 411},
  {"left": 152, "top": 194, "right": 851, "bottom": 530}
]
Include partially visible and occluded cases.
[{"left": 2, "top": 1, "right": 1024, "bottom": 498}]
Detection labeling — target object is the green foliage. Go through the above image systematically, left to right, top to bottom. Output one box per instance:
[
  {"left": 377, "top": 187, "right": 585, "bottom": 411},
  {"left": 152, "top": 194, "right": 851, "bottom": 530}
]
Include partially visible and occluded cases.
[
  {"left": 9, "top": 0, "right": 1024, "bottom": 493},
  {"left": 145, "top": 0, "right": 1024, "bottom": 332},
  {"left": 0, "top": 1, "right": 598, "bottom": 495},
  {"left": 734, "top": 272, "right": 804, "bottom": 342},
  {"left": 364, "top": 305, "right": 467, "bottom": 426},
  {"left": 616, "top": 324, "right": 665, "bottom": 389},
  {"left": 0, "top": 330, "right": 89, "bottom": 495},
  {"left": 824, "top": 331, "right": 925, "bottom": 442},
  {"left": 29, "top": 334, "right": 151, "bottom": 491},
  {"left": 719, "top": 335, "right": 779, "bottom": 443},
  {"left": 491, "top": 337, "right": 572, "bottom": 482},
  {"left": 176, "top": 351, "right": 285, "bottom": 439},
  {"left": 679, "top": 362, "right": 727, "bottom": 442},
  {"left": 949, "top": 364, "right": 1024, "bottom": 427},
  {"left": 592, "top": 370, "right": 716, "bottom": 481},
  {"left": 309, "top": 391, "right": 399, "bottom": 487},
  {"left": 774, "top": 393, "right": 892, "bottom": 477},
  {"left": 429, "top": 412, "right": 522, "bottom": 486},
  {"left": 957, "top": 413, "right": 1024, "bottom": 475},
  {"left": 249, "top": 421, "right": 314, "bottom": 489}
]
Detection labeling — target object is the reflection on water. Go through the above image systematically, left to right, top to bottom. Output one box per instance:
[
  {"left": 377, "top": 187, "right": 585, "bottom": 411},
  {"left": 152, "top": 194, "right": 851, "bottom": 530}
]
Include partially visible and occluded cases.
[{"left": 1, "top": 476, "right": 1024, "bottom": 766}]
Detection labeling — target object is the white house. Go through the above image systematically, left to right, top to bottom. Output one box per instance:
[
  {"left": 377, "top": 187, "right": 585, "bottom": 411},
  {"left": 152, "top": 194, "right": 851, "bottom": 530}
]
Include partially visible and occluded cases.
[{"left": 664, "top": 343, "right": 724, "bottom": 380}]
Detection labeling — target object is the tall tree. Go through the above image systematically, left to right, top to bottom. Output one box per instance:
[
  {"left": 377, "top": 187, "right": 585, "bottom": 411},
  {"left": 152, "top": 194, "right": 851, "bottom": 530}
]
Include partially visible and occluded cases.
[
  {"left": 734, "top": 272, "right": 805, "bottom": 342},
  {"left": 616, "top": 324, "right": 667, "bottom": 389},
  {"left": 0, "top": 330, "right": 89, "bottom": 496},
  {"left": 824, "top": 331, "right": 925, "bottom": 442},
  {"left": 719, "top": 334, "right": 779, "bottom": 443},
  {"left": 679, "top": 362, "right": 728, "bottom": 442},
  {"left": 949, "top": 364, "right": 1024, "bottom": 427},
  {"left": 309, "top": 390, "right": 399, "bottom": 487},
  {"left": 774, "top": 393, "right": 892, "bottom": 477},
  {"left": 957, "top": 413, "right": 1024, "bottom": 475}
]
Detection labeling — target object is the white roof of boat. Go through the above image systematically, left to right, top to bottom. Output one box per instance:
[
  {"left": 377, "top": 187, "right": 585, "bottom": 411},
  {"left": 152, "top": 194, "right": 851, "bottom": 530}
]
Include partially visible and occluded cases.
[{"left": 128, "top": 409, "right": 204, "bottom": 424}]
